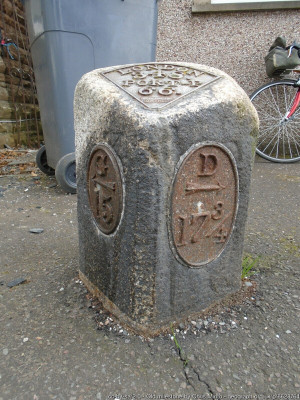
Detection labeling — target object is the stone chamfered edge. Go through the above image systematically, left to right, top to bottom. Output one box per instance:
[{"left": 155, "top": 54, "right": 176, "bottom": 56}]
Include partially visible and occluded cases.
[{"left": 100, "top": 62, "right": 222, "bottom": 110}]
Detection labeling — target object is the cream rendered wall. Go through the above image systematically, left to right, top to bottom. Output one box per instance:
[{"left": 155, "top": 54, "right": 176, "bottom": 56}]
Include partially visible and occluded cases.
[{"left": 156, "top": 0, "right": 300, "bottom": 94}]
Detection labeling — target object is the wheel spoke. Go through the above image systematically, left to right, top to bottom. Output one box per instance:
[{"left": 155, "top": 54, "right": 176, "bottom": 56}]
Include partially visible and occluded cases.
[
  {"left": 250, "top": 80, "right": 300, "bottom": 162},
  {"left": 257, "top": 122, "right": 282, "bottom": 145},
  {"left": 286, "top": 130, "right": 294, "bottom": 159},
  {"left": 264, "top": 131, "right": 281, "bottom": 156},
  {"left": 291, "top": 134, "right": 300, "bottom": 157}
]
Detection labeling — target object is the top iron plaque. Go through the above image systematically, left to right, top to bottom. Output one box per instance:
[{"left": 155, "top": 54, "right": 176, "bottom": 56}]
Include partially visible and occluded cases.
[{"left": 102, "top": 63, "right": 220, "bottom": 109}]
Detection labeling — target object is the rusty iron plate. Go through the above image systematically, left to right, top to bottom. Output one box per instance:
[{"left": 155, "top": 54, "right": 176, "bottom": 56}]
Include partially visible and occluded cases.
[
  {"left": 101, "top": 63, "right": 220, "bottom": 110},
  {"left": 171, "top": 143, "right": 239, "bottom": 267},
  {"left": 87, "top": 144, "right": 123, "bottom": 234}
]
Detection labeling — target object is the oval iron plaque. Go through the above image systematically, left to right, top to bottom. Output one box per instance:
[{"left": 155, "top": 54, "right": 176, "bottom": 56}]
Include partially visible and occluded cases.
[
  {"left": 171, "top": 143, "right": 238, "bottom": 266},
  {"left": 87, "top": 144, "right": 123, "bottom": 234}
]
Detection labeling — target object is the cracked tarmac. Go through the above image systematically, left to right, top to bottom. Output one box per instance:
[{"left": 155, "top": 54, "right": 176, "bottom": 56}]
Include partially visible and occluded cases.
[{"left": 0, "top": 151, "right": 299, "bottom": 399}]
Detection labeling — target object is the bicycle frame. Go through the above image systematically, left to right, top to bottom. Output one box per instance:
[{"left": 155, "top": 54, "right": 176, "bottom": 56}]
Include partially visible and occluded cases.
[
  {"left": 250, "top": 72, "right": 300, "bottom": 162},
  {"left": 286, "top": 75, "right": 300, "bottom": 119}
]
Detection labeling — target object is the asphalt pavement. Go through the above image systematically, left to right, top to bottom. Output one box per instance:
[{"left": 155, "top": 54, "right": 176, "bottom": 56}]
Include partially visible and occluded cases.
[{"left": 0, "top": 150, "right": 299, "bottom": 400}]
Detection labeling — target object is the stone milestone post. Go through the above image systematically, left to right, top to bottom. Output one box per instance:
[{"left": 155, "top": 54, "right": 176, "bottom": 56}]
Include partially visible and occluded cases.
[{"left": 74, "top": 62, "right": 258, "bottom": 336}]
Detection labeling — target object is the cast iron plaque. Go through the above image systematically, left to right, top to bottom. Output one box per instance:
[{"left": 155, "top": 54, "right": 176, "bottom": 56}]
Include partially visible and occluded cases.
[
  {"left": 102, "top": 63, "right": 220, "bottom": 109},
  {"left": 171, "top": 143, "right": 238, "bottom": 266},
  {"left": 87, "top": 144, "right": 123, "bottom": 234}
]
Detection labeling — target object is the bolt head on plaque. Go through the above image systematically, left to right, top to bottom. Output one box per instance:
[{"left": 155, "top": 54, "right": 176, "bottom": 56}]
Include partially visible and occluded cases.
[{"left": 87, "top": 144, "right": 123, "bottom": 234}]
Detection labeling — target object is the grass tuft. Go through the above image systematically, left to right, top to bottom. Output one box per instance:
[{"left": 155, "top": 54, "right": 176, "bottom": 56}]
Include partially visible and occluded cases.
[
  {"left": 241, "top": 255, "right": 260, "bottom": 279},
  {"left": 171, "top": 325, "right": 188, "bottom": 366}
]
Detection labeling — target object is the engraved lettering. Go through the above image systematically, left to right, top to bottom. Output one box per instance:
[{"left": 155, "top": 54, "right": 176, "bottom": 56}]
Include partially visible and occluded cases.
[
  {"left": 102, "top": 63, "right": 220, "bottom": 109},
  {"left": 145, "top": 64, "right": 159, "bottom": 71},
  {"left": 161, "top": 64, "right": 175, "bottom": 70},
  {"left": 132, "top": 66, "right": 144, "bottom": 71},
  {"left": 117, "top": 67, "right": 133, "bottom": 75},
  {"left": 176, "top": 67, "right": 189, "bottom": 73},
  {"left": 186, "top": 70, "right": 201, "bottom": 77},
  {"left": 132, "top": 71, "right": 148, "bottom": 79},
  {"left": 152, "top": 71, "right": 167, "bottom": 79},
  {"left": 169, "top": 72, "right": 184, "bottom": 79},
  {"left": 187, "top": 78, "right": 201, "bottom": 87},
  {"left": 122, "top": 79, "right": 135, "bottom": 87},
  {"left": 147, "top": 79, "right": 156, "bottom": 86},
  {"left": 137, "top": 80, "right": 148, "bottom": 86},
  {"left": 165, "top": 80, "right": 180, "bottom": 87},
  {"left": 138, "top": 88, "right": 153, "bottom": 96},
  {"left": 158, "top": 88, "right": 174, "bottom": 96},
  {"left": 142, "top": 98, "right": 170, "bottom": 103},
  {"left": 171, "top": 144, "right": 238, "bottom": 266},
  {"left": 88, "top": 145, "right": 123, "bottom": 235},
  {"left": 198, "top": 153, "right": 218, "bottom": 176},
  {"left": 96, "top": 155, "right": 108, "bottom": 176},
  {"left": 93, "top": 178, "right": 116, "bottom": 191},
  {"left": 185, "top": 181, "right": 225, "bottom": 194},
  {"left": 101, "top": 196, "right": 113, "bottom": 224},
  {"left": 176, "top": 201, "right": 226, "bottom": 247},
  {"left": 211, "top": 201, "right": 224, "bottom": 220},
  {"left": 190, "top": 211, "right": 211, "bottom": 244},
  {"left": 205, "top": 214, "right": 231, "bottom": 238},
  {"left": 178, "top": 215, "right": 189, "bottom": 247},
  {"left": 214, "top": 225, "right": 228, "bottom": 243}
]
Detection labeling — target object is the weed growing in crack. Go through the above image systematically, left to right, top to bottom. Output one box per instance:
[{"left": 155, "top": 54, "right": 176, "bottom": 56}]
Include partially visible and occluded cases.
[
  {"left": 241, "top": 255, "right": 260, "bottom": 279},
  {"left": 170, "top": 325, "right": 215, "bottom": 394},
  {"left": 171, "top": 325, "right": 188, "bottom": 366}
]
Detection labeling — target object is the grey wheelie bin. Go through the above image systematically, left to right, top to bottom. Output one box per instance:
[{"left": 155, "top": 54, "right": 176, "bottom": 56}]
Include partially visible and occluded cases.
[{"left": 24, "top": 0, "right": 158, "bottom": 193}]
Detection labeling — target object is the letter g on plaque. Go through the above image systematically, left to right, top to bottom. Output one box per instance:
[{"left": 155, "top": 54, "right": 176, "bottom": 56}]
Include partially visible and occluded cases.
[{"left": 87, "top": 144, "right": 123, "bottom": 234}]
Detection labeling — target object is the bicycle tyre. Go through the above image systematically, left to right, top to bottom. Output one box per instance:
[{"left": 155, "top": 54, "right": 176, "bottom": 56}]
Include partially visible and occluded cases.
[{"left": 250, "top": 79, "right": 300, "bottom": 163}]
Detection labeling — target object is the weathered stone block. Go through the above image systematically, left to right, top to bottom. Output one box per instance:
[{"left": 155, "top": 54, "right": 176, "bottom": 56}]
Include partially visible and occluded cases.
[{"left": 74, "top": 62, "right": 258, "bottom": 336}]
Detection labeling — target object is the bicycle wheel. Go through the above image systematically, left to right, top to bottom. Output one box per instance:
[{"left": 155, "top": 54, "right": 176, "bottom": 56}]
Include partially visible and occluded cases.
[{"left": 250, "top": 79, "right": 300, "bottom": 163}]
